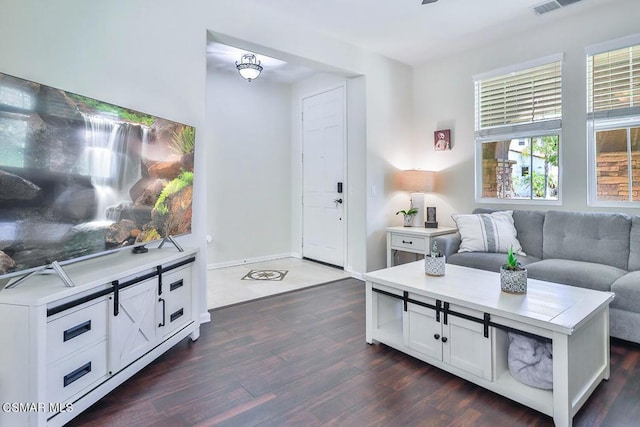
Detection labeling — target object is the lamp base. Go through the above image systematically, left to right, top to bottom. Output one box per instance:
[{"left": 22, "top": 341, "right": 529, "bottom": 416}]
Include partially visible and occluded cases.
[
  {"left": 410, "top": 192, "right": 425, "bottom": 227},
  {"left": 425, "top": 221, "right": 438, "bottom": 229}
]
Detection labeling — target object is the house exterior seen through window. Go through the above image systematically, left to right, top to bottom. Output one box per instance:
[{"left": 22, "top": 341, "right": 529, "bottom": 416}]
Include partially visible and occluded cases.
[
  {"left": 587, "top": 36, "right": 640, "bottom": 206},
  {"left": 474, "top": 55, "right": 562, "bottom": 202},
  {"left": 480, "top": 136, "right": 559, "bottom": 200}
]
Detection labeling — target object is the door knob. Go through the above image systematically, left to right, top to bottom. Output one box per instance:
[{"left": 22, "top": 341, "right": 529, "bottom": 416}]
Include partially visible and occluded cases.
[{"left": 334, "top": 198, "right": 343, "bottom": 204}]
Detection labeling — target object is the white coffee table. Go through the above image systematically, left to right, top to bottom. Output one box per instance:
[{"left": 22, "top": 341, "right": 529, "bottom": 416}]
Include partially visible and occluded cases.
[{"left": 365, "top": 261, "right": 614, "bottom": 427}]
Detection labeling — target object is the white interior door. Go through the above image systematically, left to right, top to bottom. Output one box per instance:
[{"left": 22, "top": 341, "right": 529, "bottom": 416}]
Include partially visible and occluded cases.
[{"left": 302, "top": 86, "right": 345, "bottom": 267}]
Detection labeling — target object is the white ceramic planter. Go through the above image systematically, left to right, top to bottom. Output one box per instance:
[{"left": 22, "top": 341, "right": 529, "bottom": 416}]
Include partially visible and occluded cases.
[
  {"left": 403, "top": 215, "right": 413, "bottom": 227},
  {"left": 425, "top": 255, "right": 446, "bottom": 276},
  {"left": 500, "top": 267, "right": 527, "bottom": 294}
]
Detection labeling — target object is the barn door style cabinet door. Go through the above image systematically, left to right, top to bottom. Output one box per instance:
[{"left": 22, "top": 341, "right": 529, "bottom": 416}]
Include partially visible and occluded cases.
[
  {"left": 0, "top": 248, "right": 199, "bottom": 427},
  {"left": 109, "top": 259, "right": 194, "bottom": 373},
  {"left": 109, "top": 277, "right": 158, "bottom": 372},
  {"left": 369, "top": 285, "right": 493, "bottom": 382},
  {"left": 404, "top": 297, "right": 492, "bottom": 380}
]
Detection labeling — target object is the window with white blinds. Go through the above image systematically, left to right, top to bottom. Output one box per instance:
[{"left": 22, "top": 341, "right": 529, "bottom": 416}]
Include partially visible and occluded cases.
[
  {"left": 587, "top": 36, "right": 640, "bottom": 206},
  {"left": 587, "top": 44, "right": 640, "bottom": 118},
  {"left": 474, "top": 56, "right": 562, "bottom": 203},
  {"left": 475, "top": 57, "right": 562, "bottom": 135}
]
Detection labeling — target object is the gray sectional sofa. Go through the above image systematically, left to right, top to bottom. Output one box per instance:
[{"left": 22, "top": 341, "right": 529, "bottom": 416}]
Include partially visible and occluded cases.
[{"left": 434, "top": 209, "right": 640, "bottom": 344}]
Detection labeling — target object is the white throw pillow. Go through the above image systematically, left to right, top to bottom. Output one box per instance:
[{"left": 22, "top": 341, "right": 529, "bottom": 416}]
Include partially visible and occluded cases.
[{"left": 452, "top": 211, "right": 525, "bottom": 255}]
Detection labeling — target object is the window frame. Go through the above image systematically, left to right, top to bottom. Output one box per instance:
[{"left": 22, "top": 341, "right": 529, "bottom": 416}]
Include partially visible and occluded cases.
[
  {"left": 586, "top": 33, "right": 640, "bottom": 207},
  {"left": 473, "top": 54, "right": 563, "bottom": 205},
  {"left": 587, "top": 116, "right": 640, "bottom": 207}
]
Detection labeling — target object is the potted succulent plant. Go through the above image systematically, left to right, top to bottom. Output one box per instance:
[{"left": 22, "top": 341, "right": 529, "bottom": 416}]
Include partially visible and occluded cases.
[
  {"left": 396, "top": 207, "right": 418, "bottom": 227},
  {"left": 425, "top": 241, "right": 446, "bottom": 276},
  {"left": 500, "top": 246, "right": 527, "bottom": 294}
]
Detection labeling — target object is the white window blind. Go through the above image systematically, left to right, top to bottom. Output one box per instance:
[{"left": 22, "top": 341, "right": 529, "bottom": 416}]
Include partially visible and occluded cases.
[
  {"left": 587, "top": 44, "right": 640, "bottom": 119},
  {"left": 475, "top": 60, "right": 562, "bottom": 132}
]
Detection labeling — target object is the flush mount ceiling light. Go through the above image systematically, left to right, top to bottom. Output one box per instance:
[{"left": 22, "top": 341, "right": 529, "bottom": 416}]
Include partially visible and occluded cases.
[{"left": 235, "top": 53, "right": 263, "bottom": 82}]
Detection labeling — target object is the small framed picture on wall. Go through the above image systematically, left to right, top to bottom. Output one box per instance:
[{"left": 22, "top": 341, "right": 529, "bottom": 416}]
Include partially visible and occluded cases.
[{"left": 434, "top": 129, "right": 451, "bottom": 151}]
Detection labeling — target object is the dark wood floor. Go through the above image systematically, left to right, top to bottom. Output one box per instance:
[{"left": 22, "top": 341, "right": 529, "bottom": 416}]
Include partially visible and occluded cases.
[{"left": 70, "top": 278, "right": 640, "bottom": 427}]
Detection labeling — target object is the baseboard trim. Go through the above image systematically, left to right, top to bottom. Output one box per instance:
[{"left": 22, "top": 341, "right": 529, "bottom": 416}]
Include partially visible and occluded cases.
[
  {"left": 207, "top": 253, "right": 299, "bottom": 270},
  {"left": 344, "top": 266, "right": 364, "bottom": 280},
  {"left": 199, "top": 311, "right": 211, "bottom": 324}
]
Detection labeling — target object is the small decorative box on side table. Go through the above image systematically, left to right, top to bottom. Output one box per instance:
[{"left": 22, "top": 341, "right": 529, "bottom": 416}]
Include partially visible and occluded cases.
[{"left": 386, "top": 226, "right": 457, "bottom": 267}]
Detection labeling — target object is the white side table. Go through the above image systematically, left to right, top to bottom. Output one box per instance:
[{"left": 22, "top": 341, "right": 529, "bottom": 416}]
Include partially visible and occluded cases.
[{"left": 386, "top": 226, "right": 457, "bottom": 267}]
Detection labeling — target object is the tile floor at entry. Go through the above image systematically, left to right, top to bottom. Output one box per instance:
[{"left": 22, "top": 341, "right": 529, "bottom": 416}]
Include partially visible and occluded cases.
[{"left": 207, "top": 257, "right": 351, "bottom": 309}]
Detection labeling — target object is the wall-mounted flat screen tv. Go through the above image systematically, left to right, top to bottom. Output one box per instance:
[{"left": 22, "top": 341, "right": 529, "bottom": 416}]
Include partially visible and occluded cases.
[{"left": 0, "top": 71, "right": 195, "bottom": 281}]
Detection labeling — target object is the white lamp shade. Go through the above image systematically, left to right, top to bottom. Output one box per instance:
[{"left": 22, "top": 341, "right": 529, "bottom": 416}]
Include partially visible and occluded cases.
[{"left": 397, "top": 169, "right": 435, "bottom": 192}]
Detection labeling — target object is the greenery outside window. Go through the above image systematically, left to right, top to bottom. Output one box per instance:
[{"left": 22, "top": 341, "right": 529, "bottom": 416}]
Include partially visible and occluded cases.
[
  {"left": 587, "top": 35, "right": 640, "bottom": 206},
  {"left": 474, "top": 54, "right": 562, "bottom": 203},
  {"left": 480, "top": 135, "right": 559, "bottom": 200}
]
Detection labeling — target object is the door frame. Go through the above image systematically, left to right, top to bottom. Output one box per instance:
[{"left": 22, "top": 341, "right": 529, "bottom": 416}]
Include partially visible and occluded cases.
[{"left": 299, "top": 83, "right": 348, "bottom": 268}]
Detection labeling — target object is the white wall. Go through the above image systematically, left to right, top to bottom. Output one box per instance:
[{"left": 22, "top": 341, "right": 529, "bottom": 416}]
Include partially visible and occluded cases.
[
  {"left": 0, "top": 0, "right": 414, "bottom": 322},
  {"left": 413, "top": 0, "right": 640, "bottom": 226},
  {"left": 365, "top": 56, "right": 415, "bottom": 270},
  {"left": 206, "top": 68, "right": 292, "bottom": 267},
  {"left": 346, "top": 76, "right": 368, "bottom": 274}
]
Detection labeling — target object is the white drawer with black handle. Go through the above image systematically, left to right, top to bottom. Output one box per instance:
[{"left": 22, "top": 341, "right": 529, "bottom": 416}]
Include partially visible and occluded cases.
[
  {"left": 391, "top": 234, "right": 427, "bottom": 252},
  {"left": 158, "top": 266, "right": 192, "bottom": 339},
  {"left": 47, "top": 297, "right": 108, "bottom": 364},
  {"left": 46, "top": 338, "right": 108, "bottom": 405}
]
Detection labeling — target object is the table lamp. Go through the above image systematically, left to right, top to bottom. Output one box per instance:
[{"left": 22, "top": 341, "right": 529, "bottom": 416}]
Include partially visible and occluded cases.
[{"left": 397, "top": 169, "right": 435, "bottom": 227}]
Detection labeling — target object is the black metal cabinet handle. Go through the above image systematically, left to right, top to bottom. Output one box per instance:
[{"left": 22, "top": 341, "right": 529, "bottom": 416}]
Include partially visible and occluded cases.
[
  {"left": 402, "top": 240, "right": 413, "bottom": 244},
  {"left": 157, "top": 265, "right": 163, "bottom": 295},
  {"left": 170, "top": 279, "right": 183, "bottom": 292},
  {"left": 112, "top": 281, "right": 119, "bottom": 316},
  {"left": 158, "top": 298, "right": 166, "bottom": 327},
  {"left": 443, "top": 302, "right": 449, "bottom": 325},
  {"left": 170, "top": 308, "right": 184, "bottom": 322},
  {"left": 484, "top": 313, "right": 491, "bottom": 338},
  {"left": 63, "top": 320, "right": 91, "bottom": 342},
  {"left": 434, "top": 334, "right": 440, "bottom": 340},
  {"left": 442, "top": 336, "right": 448, "bottom": 343},
  {"left": 64, "top": 362, "right": 91, "bottom": 387}
]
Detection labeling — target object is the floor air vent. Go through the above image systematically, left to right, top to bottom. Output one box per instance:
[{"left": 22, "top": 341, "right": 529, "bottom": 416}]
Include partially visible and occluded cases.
[{"left": 533, "top": 0, "right": 583, "bottom": 15}]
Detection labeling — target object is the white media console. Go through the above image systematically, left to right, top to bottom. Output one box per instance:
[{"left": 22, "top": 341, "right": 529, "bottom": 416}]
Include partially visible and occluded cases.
[{"left": 0, "top": 246, "right": 200, "bottom": 426}]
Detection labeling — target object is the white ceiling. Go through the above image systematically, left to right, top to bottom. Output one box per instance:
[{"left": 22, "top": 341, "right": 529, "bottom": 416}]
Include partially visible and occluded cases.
[{"left": 208, "top": 0, "right": 617, "bottom": 83}]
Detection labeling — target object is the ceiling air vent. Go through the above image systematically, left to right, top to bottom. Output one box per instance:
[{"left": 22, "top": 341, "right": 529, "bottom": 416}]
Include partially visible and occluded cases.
[
  {"left": 533, "top": 0, "right": 583, "bottom": 15},
  {"left": 556, "top": 0, "right": 583, "bottom": 5}
]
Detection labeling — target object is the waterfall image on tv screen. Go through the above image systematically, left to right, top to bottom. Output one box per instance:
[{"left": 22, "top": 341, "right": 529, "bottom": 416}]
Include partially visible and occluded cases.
[{"left": 0, "top": 71, "right": 195, "bottom": 278}]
